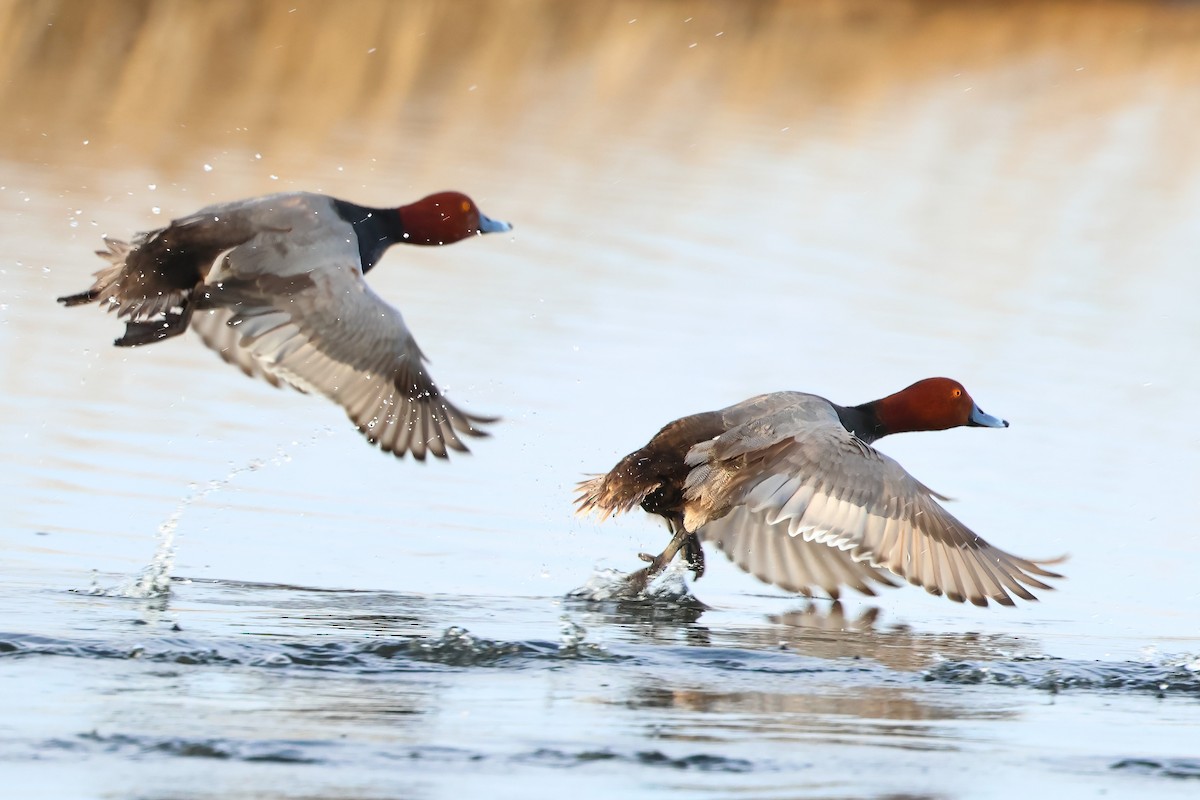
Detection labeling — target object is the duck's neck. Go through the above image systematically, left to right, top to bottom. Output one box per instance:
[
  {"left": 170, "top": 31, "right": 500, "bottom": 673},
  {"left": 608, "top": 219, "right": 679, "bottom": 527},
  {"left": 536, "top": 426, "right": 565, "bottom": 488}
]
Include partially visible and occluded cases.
[
  {"left": 332, "top": 200, "right": 407, "bottom": 273},
  {"left": 835, "top": 402, "right": 890, "bottom": 445}
]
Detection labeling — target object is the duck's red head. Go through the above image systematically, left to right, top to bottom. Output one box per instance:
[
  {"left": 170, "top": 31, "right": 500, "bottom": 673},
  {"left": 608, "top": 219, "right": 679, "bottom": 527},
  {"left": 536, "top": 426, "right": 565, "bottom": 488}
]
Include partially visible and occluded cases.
[
  {"left": 396, "top": 191, "right": 512, "bottom": 246},
  {"left": 875, "top": 377, "right": 1008, "bottom": 436}
]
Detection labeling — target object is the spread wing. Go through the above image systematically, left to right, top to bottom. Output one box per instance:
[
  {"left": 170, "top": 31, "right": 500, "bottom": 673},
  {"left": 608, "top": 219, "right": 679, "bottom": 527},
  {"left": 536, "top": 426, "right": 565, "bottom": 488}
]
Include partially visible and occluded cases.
[
  {"left": 190, "top": 259, "right": 494, "bottom": 460},
  {"left": 192, "top": 307, "right": 285, "bottom": 388},
  {"left": 685, "top": 399, "right": 1063, "bottom": 606},
  {"left": 700, "top": 505, "right": 900, "bottom": 599}
]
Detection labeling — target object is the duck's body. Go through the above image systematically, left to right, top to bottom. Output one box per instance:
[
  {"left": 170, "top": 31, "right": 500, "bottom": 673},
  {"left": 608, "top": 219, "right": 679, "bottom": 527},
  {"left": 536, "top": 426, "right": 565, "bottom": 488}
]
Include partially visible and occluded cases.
[
  {"left": 58, "top": 191, "right": 511, "bottom": 460},
  {"left": 577, "top": 378, "right": 1064, "bottom": 607}
]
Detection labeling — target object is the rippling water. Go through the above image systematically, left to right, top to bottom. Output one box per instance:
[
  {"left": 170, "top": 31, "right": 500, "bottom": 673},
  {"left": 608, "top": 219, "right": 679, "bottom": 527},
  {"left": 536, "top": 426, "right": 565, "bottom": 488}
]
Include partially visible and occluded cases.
[{"left": 2, "top": 1, "right": 1199, "bottom": 797}]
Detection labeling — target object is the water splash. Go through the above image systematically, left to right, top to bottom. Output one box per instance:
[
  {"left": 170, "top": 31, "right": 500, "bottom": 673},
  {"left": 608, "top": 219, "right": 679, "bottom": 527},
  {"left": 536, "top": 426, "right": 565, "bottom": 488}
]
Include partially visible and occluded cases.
[
  {"left": 88, "top": 457, "right": 273, "bottom": 599},
  {"left": 566, "top": 561, "right": 696, "bottom": 603},
  {"left": 557, "top": 616, "right": 612, "bottom": 659},
  {"left": 404, "top": 626, "right": 528, "bottom": 667}
]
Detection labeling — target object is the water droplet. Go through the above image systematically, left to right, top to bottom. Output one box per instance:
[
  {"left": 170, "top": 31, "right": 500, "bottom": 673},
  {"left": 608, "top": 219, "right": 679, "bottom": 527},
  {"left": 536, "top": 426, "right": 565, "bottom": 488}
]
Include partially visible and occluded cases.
[
  {"left": 203, "top": 163, "right": 213, "bottom": 172},
  {"left": 151, "top": 207, "right": 161, "bottom": 215}
]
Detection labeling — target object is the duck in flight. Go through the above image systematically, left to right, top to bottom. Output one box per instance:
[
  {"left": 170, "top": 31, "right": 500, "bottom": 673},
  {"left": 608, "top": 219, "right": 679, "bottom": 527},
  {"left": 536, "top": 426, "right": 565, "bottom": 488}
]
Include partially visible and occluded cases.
[
  {"left": 58, "top": 191, "right": 511, "bottom": 460},
  {"left": 577, "top": 378, "right": 1065, "bottom": 606}
]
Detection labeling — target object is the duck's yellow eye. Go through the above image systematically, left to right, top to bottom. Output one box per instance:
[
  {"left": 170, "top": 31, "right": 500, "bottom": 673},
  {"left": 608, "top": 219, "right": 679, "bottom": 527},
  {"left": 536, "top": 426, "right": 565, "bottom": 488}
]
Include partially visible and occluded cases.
[
  {"left": 460, "top": 200, "right": 472, "bottom": 213},
  {"left": 952, "top": 388, "right": 962, "bottom": 398}
]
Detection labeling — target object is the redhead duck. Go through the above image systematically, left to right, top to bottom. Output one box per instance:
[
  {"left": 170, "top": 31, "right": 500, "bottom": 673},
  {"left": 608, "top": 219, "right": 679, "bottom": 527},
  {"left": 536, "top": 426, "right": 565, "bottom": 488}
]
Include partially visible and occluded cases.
[
  {"left": 58, "top": 191, "right": 511, "bottom": 460},
  {"left": 577, "top": 378, "right": 1064, "bottom": 607}
]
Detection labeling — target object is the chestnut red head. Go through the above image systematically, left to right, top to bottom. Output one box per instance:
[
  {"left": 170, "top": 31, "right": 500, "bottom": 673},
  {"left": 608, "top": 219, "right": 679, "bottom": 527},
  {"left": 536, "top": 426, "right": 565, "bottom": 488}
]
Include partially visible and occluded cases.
[
  {"left": 396, "top": 191, "right": 511, "bottom": 246},
  {"left": 875, "top": 377, "right": 1008, "bottom": 436}
]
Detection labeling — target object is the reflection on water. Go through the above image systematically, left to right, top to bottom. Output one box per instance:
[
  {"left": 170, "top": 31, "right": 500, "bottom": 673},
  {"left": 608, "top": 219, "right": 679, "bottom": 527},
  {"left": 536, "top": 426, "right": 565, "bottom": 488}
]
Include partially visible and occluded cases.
[
  {"left": 3, "top": 1, "right": 1200, "bottom": 799},
  {"left": 765, "top": 605, "right": 1039, "bottom": 672},
  {"left": 624, "top": 670, "right": 1012, "bottom": 729}
]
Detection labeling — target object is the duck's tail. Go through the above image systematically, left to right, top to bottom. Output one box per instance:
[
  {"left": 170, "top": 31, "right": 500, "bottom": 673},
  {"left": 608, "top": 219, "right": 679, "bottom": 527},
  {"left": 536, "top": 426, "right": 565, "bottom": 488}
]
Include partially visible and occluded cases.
[
  {"left": 58, "top": 237, "right": 195, "bottom": 347},
  {"left": 57, "top": 239, "right": 133, "bottom": 308},
  {"left": 57, "top": 287, "right": 102, "bottom": 306},
  {"left": 574, "top": 469, "right": 659, "bottom": 520}
]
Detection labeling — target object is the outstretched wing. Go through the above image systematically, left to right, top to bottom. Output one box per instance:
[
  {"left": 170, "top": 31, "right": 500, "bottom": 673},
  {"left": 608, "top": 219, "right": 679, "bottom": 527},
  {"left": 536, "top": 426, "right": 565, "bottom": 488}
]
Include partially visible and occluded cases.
[
  {"left": 191, "top": 257, "right": 495, "bottom": 460},
  {"left": 191, "top": 307, "right": 285, "bottom": 388},
  {"left": 685, "top": 397, "right": 1063, "bottom": 606},
  {"left": 699, "top": 505, "right": 900, "bottom": 599}
]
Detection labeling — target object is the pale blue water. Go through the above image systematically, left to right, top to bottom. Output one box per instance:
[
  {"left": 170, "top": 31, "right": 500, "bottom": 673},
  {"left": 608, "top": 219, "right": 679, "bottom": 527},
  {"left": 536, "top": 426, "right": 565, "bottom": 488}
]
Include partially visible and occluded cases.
[{"left": 2, "top": 4, "right": 1200, "bottom": 798}]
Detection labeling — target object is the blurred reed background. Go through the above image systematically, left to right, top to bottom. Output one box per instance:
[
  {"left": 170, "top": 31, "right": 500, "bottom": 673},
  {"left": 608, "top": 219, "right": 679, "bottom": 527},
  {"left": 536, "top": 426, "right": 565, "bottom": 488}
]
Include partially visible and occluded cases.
[{"left": 4, "top": 0, "right": 1200, "bottom": 173}]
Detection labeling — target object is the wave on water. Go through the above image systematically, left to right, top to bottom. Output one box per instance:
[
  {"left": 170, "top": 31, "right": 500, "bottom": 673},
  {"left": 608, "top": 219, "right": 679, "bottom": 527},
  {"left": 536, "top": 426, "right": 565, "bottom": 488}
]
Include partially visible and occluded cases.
[
  {"left": 0, "top": 622, "right": 623, "bottom": 672},
  {"left": 923, "top": 652, "right": 1200, "bottom": 697},
  {"left": 48, "top": 730, "right": 325, "bottom": 764},
  {"left": 44, "top": 731, "right": 763, "bottom": 774},
  {"left": 516, "top": 747, "right": 757, "bottom": 773},
  {"left": 1110, "top": 758, "right": 1200, "bottom": 780}
]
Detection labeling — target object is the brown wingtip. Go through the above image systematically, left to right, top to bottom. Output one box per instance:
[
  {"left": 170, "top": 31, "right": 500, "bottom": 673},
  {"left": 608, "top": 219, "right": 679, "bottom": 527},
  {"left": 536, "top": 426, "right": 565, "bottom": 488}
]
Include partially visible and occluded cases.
[
  {"left": 461, "top": 412, "right": 501, "bottom": 437},
  {"left": 376, "top": 430, "right": 475, "bottom": 462},
  {"left": 379, "top": 440, "right": 452, "bottom": 462},
  {"left": 1026, "top": 554, "right": 1069, "bottom": 579}
]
